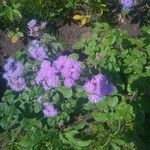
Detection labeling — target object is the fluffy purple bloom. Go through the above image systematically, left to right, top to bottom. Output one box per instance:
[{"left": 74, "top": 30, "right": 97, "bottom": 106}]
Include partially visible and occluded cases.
[
  {"left": 120, "top": 0, "right": 133, "bottom": 11},
  {"left": 27, "top": 19, "right": 39, "bottom": 37},
  {"left": 28, "top": 19, "right": 37, "bottom": 29},
  {"left": 31, "top": 39, "right": 40, "bottom": 47},
  {"left": 28, "top": 40, "right": 48, "bottom": 61},
  {"left": 53, "top": 56, "right": 81, "bottom": 87},
  {"left": 53, "top": 56, "right": 68, "bottom": 72},
  {"left": 3, "top": 58, "right": 26, "bottom": 92},
  {"left": 3, "top": 58, "right": 23, "bottom": 75},
  {"left": 3, "top": 58, "right": 14, "bottom": 72},
  {"left": 35, "top": 60, "right": 58, "bottom": 90},
  {"left": 3, "top": 73, "right": 26, "bottom": 92},
  {"left": 84, "top": 74, "right": 114, "bottom": 103},
  {"left": 64, "top": 78, "right": 75, "bottom": 88},
  {"left": 89, "top": 94, "right": 101, "bottom": 103},
  {"left": 42, "top": 102, "right": 57, "bottom": 117}
]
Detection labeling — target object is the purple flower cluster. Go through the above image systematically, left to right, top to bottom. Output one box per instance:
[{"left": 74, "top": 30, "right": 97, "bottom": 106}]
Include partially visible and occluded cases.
[
  {"left": 120, "top": 0, "right": 133, "bottom": 11},
  {"left": 27, "top": 19, "right": 47, "bottom": 37},
  {"left": 28, "top": 19, "right": 39, "bottom": 37},
  {"left": 28, "top": 40, "right": 48, "bottom": 61},
  {"left": 53, "top": 56, "right": 81, "bottom": 87},
  {"left": 3, "top": 58, "right": 26, "bottom": 92},
  {"left": 35, "top": 60, "right": 58, "bottom": 90},
  {"left": 84, "top": 74, "right": 114, "bottom": 103},
  {"left": 42, "top": 102, "right": 57, "bottom": 117}
]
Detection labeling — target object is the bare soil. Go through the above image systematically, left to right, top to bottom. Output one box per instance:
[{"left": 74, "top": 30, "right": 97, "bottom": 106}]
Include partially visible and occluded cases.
[{"left": 0, "top": 29, "right": 25, "bottom": 66}]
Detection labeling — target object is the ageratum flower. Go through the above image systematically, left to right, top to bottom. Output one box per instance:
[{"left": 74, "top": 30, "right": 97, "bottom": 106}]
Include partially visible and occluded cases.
[
  {"left": 120, "top": 0, "right": 133, "bottom": 11},
  {"left": 27, "top": 19, "right": 39, "bottom": 37},
  {"left": 28, "top": 19, "right": 37, "bottom": 29},
  {"left": 31, "top": 39, "right": 40, "bottom": 47},
  {"left": 28, "top": 40, "right": 48, "bottom": 61},
  {"left": 53, "top": 56, "right": 81, "bottom": 87},
  {"left": 3, "top": 58, "right": 26, "bottom": 92},
  {"left": 3, "top": 58, "right": 23, "bottom": 75},
  {"left": 3, "top": 58, "right": 14, "bottom": 71},
  {"left": 35, "top": 60, "right": 58, "bottom": 90},
  {"left": 3, "top": 73, "right": 26, "bottom": 92},
  {"left": 84, "top": 74, "right": 114, "bottom": 103},
  {"left": 64, "top": 78, "right": 75, "bottom": 88},
  {"left": 42, "top": 102, "right": 57, "bottom": 117}
]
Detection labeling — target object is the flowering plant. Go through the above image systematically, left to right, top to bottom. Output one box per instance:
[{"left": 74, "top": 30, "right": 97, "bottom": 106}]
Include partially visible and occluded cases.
[{"left": 1, "top": 21, "right": 149, "bottom": 149}]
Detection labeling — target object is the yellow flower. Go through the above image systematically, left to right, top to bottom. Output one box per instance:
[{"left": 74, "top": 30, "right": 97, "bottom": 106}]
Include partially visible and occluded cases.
[
  {"left": 73, "top": 15, "right": 91, "bottom": 26},
  {"left": 7, "top": 29, "right": 23, "bottom": 43},
  {"left": 11, "top": 35, "right": 19, "bottom": 43}
]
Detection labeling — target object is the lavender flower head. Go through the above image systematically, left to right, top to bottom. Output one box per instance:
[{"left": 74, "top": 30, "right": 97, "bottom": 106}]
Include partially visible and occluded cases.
[
  {"left": 120, "top": 0, "right": 133, "bottom": 11},
  {"left": 27, "top": 19, "right": 39, "bottom": 37},
  {"left": 28, "top": 19, "right": 37, "bottom": 29},
  {"left": 31, "top": 39, "right": 40, "bottom": 47},
  {"left": 28, "top": 40, "right": 48, "bottom": 61},
  {"left": 53, "top": 56, "right": 81, "bottom": 88},
  {"left": 3, "top": 57, "right": 23, "bottom": 75},
  {"left": 3, "top": 58, "right": 26, "bottom": 92},
  {"left": 3, "top": 58, "right": 14, "bottom": 72},
  {"left": 35, "top": 60, "right": 58, "bottom": 90},
  {"left": 3, "top": 73, "right": 26, "bottom": 92},
  {"left": 84, "top": 74, "right": 114, "bottom": 103},
  {"left": 42, "top": 102, "right": 57, "bottom": 117}
]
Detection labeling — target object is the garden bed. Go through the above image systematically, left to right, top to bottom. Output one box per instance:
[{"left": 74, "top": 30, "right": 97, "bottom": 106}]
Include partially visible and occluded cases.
[{"left": 0, "top": 0, "right": 150, "bottom": 150}]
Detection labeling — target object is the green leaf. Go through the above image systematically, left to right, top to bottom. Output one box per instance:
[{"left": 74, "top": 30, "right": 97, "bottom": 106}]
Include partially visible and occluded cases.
[
  {"left": 12, "top": 9, "right": 22, "bottom": 18},
  {"left": 72, "top": 39, "right": 86, "bottom": 50},
  {"left": 68, "top": 53, "right": 79, "bottom": 60},
  {"left": 75, "top": 85, "right": 84, "bottom": 93},
  {"left": 57, "top": 86, "right": 73, "bottom": 99},
  {"left": 21, "top": 92, "right": 30, "bottom": 101},
  {"left": 52, "top": 93, "right": 60, "bottom": 103},
  {"left": 106, "top": 96, "right": 118, "bottom": 108},
  {"left": 96, "top": 99, "right": 109, "bottom": 113},
  {"left": 33, "top": 101, "right": 42, "bottom": 113},
  {"left": 83, "top": 103, "right": 93, "bottom": 110},
  {"left": 92, "top": 112, "right": 108, "bottom": 122},
  {"left": 47, "top": 118, "right": 56, "bottom": 127},
  {"left": 60, "top": 130, "right": 91, "bottom": 149},
  {"left": 111, "top": 143, "right": 121, "bottom": 150}
]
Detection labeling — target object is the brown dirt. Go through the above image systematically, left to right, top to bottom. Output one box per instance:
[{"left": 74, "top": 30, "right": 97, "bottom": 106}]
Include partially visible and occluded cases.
[
  {"left": 118, "top": 15, "right": 140, "bottom": 37},
  {"left": 57, "top": 22, "right": 91, "bottom": 50},
  {"left": 0, "top": 29, "right": 25, "bottom": 66}
]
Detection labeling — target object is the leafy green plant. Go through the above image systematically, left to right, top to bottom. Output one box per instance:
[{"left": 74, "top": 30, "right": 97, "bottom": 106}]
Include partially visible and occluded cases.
[
  {"left": 0, "top": 1, "right": 21, "bottom": 21},
  {"left": 0, "top": 19, "right": 150, "bottom": 150},
  {"left": 73, "top": 22, "right": 150, "bottom": 94}
]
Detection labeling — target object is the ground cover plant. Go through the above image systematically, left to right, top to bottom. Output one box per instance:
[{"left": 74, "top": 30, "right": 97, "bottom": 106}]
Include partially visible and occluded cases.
[{"left": 0, "top": 0, "right": 150, "bottom": 150}]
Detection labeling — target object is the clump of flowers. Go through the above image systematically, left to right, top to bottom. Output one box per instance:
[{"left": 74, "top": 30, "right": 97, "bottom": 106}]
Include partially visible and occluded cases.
[
  {"left": 120, "top": 0, "right": 133, "bottom": 11},
  {"left": 27, "top": 19, "right": 47, "bottom": 37},
  {"left": 28, "top": 19, "right": 39, "bottom": 37},
  {"left": 28, "top": 40, "right": 48, "bottom": 61},
  {"left": 53, "top": 56, "right": 81, "bottom": 87},
  {"left": 3, "top": 58, "right": 26, "bottom": 92},
  {"left": 35, "top": 60, "right": 58, "bottom": 90},
  {"left": 84, "top": 74, "right": 114, "bottom": 103},
  {"left": 42, "top": 102, "right": 58, "bottom": 117}
]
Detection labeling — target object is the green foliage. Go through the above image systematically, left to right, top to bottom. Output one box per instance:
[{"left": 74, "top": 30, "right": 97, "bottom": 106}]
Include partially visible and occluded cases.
[
  {"left": 86, "top": 0, "right": 107, "bottom": 15},
  {"left": 0, "top": 1, "right": 22, "bottom": 22},
  {"left": 0, "top": 15, "right": 150, "bottom": 149},
  {"left": 72, "top": 22, "right": 150, "bottom": 149},
  {"left": 73, "top": 22, "right": 150, "bottom": 94},
  {"left": 40, "top": 33, "right": 63, "bottom": 57}
]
